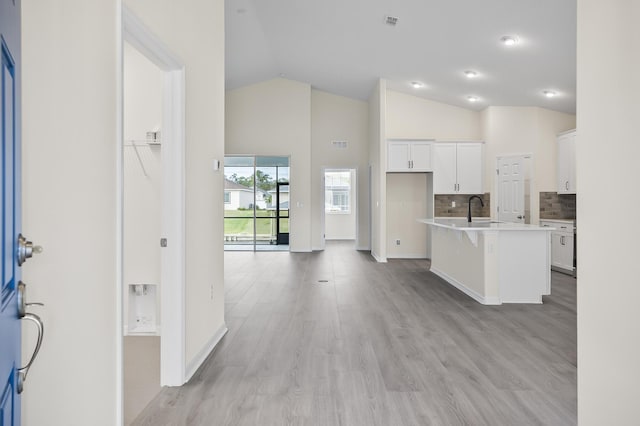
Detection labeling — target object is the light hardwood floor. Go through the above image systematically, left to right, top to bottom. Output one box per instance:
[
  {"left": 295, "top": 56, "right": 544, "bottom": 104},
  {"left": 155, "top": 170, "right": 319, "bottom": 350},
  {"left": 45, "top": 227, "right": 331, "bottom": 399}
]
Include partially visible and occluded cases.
[{"left": 133, "top": 241, "right": 576, "bottom": 425}]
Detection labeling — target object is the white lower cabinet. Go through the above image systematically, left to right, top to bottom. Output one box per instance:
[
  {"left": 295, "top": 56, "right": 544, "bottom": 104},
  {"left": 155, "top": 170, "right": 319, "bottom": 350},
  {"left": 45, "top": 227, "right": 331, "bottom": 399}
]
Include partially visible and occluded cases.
[{"left": 541, "top": 220, "right": 575, "bottom": 273}]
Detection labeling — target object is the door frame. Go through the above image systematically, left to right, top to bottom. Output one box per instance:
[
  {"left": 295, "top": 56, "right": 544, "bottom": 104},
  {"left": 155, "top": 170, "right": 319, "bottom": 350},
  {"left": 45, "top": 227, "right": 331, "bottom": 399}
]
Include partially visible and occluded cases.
[
  {"left": 120, "top": 5, "right": 187, "bottom": 393},
  {"left": 494, "top": 153, "right": 534, "bottom": 223},
  {"left": 322, "top": 167, "right": 358, "bottom": 246}
]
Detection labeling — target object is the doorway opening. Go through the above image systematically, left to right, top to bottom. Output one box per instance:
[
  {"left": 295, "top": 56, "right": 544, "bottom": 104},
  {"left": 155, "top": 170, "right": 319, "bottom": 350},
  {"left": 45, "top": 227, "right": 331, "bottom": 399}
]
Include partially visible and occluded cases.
[
  {"left": 120, "top": 7, "right": 187, "bottom": 425},
  {"left": 496, "top": 154, "right": 533, "bottom": 224},
  {"left": 223, "top": 156, "right": 290, "bottom": 251},
  {"left": 323, "top": 169, "right": 357, "bottom": 246}
]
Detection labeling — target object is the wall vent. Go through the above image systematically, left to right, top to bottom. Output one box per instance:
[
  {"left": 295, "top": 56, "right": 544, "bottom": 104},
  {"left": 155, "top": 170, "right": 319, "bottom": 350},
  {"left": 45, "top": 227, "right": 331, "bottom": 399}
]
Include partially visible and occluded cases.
[
  {"left": 385, "top": 15, "right": 399, "bottom": 26},
  {"left": 332, "top": 141, "right": 348, "bottom": 149}
]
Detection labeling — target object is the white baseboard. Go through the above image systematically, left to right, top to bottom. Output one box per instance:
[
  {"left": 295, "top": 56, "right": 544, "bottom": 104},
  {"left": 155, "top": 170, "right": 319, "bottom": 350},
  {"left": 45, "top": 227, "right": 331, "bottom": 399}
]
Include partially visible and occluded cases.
[
  {"left": 356, "top": 246, "right": 370, "bottom": 251},
  {"left": 371, "top": 252, "right": 387, "bottom": 263},
  {"left": 386, "top": 254, "right": 427, "bottom": 259},
  {"left": 430, "top": 268, "right": 501, "bottom": 305},
  {"left": 185, "top": 323, "right": 228, "bottom": 382}
]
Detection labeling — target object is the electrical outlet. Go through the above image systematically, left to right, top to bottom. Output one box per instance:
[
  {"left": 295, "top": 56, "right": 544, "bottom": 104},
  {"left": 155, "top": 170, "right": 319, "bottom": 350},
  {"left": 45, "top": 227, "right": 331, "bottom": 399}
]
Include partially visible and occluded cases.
[
  {"left": 452, "top": 201, "right": 456, "bottom": 207},
  {"left": 396, "top": 239, "right": 401, "bottom": 245}
]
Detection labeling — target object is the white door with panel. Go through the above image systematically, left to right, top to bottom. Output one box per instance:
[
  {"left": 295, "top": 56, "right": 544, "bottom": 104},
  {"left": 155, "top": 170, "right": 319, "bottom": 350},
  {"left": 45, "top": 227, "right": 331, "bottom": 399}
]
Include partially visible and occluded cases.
[{"left": 497, "top": 156, "right": 525, "bottom": 223}]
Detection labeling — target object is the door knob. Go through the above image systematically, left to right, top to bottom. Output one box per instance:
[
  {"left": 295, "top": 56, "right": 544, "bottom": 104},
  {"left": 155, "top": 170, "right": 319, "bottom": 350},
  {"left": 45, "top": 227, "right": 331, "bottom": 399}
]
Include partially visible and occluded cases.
[
  {"left": 517, "top": 215, "right": 525, "bottom": 219},
  {"left": 17, "top": 234, "right": 43, "bottom": 266}
]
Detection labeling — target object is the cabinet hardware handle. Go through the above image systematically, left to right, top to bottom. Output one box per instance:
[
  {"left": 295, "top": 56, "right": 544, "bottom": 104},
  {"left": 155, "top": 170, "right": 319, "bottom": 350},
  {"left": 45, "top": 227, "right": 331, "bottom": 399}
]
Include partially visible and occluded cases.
[{"left": 565, "top": 181, "right": 569, "bottom": 190}]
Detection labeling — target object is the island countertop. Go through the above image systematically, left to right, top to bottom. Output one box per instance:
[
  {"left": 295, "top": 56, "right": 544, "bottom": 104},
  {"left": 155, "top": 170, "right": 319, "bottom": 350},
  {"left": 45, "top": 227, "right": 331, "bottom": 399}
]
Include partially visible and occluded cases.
[{"left": 418, "top": 218, "right": 555, "bottom": 232}]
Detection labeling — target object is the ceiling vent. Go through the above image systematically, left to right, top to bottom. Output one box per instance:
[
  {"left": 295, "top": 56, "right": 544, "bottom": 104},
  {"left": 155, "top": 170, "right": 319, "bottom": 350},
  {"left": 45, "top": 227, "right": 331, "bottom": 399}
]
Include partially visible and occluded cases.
[
  {"left": 385, "top": 15, "right": 399, "bottom": 26},
  {"left": 332, "top": 141, "right": 348, "bottom": 149}
]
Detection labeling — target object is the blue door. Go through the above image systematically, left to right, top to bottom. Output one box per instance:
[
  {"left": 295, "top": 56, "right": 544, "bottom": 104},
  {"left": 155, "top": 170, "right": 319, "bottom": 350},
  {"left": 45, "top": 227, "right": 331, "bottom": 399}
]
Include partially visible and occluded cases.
[{"left": 0, "top": 0, "right": 21, "bottom": 425}]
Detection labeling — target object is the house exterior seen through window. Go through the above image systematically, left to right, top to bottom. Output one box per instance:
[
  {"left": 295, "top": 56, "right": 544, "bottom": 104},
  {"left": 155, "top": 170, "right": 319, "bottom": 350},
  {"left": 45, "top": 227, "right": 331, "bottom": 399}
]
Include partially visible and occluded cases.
[
  {"left": 325, "top": 170, "right": 351, "bottom": 213},
  {"left": 224, "top": 191, "right": 231, "bottom": 204}
]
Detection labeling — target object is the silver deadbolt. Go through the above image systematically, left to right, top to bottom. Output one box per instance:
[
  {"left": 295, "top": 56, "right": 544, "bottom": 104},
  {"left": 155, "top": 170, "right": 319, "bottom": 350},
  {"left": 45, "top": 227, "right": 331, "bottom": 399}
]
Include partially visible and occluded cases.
[{"left": 17, "top": 234, "right": 43, "bottom": 266}]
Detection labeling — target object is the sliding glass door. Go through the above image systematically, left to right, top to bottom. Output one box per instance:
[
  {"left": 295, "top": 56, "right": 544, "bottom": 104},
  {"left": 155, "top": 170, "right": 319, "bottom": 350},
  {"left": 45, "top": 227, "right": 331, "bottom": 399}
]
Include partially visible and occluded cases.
[{"left": 224, "top": 156, "right": 290, "bottom": 251}]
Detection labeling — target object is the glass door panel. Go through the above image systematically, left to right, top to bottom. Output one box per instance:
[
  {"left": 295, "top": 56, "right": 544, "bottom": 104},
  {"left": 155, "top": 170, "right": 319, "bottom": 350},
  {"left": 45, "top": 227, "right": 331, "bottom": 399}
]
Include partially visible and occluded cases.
[
  {"left": 224, "top": 156, "right": 289, "bottom": 251},
  {"left": 224, "top": 156, "right": 255, "bottom": 249}
]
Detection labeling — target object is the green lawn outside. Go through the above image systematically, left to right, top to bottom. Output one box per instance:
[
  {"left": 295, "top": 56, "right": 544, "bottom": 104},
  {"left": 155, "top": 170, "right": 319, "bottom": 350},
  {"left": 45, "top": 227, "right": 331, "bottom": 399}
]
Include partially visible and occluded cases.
[{"left": 224, "top": 209, "right": 289, "bottom": 239}]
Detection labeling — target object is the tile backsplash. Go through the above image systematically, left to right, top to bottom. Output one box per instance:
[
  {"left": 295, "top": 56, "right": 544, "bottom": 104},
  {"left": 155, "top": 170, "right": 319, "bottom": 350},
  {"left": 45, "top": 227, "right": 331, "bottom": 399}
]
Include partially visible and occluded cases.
[
  {"left": 539, "top": 192, "right": 576, "bottom": 220},
  {"left": 435, "top": 193, "right": 491, "bottom": 217}
]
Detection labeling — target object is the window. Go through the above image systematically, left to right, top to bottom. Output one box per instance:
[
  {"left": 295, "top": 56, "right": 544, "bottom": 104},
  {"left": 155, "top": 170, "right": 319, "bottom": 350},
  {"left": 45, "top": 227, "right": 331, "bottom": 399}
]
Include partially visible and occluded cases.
[
  {"left": 325, "top": 171, "right": 351, "bottom": 213},
  {"left": 224, "top": 191, "right": 231, "bottom": 204}
]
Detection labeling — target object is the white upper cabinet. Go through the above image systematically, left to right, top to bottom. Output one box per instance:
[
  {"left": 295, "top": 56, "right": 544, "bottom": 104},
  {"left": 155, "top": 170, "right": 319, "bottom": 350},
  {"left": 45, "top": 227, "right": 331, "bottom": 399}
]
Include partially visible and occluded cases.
[
  {"left": 557, "top": 130, "right": 576, "bottom": 194},
  {"left": 387, "top": 140, "right": 433, "bottom": 172},
  {"left": 433, "top": 142, "right": 484, "bottom": 194}
]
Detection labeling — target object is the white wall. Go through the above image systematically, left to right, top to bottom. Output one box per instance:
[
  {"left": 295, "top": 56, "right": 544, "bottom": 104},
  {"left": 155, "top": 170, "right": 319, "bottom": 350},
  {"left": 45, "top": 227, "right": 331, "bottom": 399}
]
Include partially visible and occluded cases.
[
  {"left": 124, "top": 0, "right": 226, "bottom": 373},
  {"left": 21, "top": 1, "right": 119, "bottom": 425},
  {"left": 577, "top": 1, "right": 640, "bottom": 424},
  {"left": 21, "top": 2, "right": 225, "bottom": 424},
  {"left": 123, "top": 43, "right": 163, "bottom": 332},
  {"left": 226, "top": 78, "right": 312, "bottom": 252},
  {"left": 368, "top": 79, "right": 387, "bottom": 261},
  {"left": 311, "top": 90, "right": 368, "bottom": 248},
  {"left": 386, "top": 90, "right": 482, "bottom": 140},
  {"left": 481, "top": 106, "right": 576, "bottom": 224},
  {"left": 386, "top": 173, "right": 429, "bottom": 258}
]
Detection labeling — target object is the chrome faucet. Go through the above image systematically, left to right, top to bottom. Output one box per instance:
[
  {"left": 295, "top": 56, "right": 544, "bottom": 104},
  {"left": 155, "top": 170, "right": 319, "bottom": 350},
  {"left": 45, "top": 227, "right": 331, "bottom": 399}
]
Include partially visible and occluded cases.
[{"left": 467, "top": 195, "right": 484, "bottom": 222}]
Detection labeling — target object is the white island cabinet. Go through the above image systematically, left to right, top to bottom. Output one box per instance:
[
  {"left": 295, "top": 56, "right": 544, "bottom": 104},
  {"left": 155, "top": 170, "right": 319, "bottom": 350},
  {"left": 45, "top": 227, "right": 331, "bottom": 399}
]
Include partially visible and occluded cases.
[{"left": 419, "top": 219, "right": 554, "bottom": 304}]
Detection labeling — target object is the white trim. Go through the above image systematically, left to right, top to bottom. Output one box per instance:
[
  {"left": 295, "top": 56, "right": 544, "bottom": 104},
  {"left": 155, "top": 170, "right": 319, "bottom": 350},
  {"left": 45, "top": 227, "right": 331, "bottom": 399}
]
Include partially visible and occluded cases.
[
  {"left": 115, "top": 3, "right": 124, "bottom": 425},
  {"left": 122, "top": 6, "right": 187, "bottom": 387},
  {"left": 356, "top": 246, "right": 370, "bottom": 251},
  {"left": 371, "top": 252, "right": 387, "bottom": 263},
  {"left": 386, "top": 254, "right": 428, "bottom": 259},
  {"left": 430, "top": 268, "right": 501, "bottom": 305},
  {"left": 185, "top": 324, "right": 229, "bottom": 382}
]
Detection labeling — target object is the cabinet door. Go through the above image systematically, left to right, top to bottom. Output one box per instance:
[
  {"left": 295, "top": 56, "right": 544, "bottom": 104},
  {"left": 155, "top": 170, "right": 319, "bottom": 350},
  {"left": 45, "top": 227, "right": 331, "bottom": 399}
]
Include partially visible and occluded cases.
[
  {"left": 557, "top": 132, "right": 576, "bottom": 194},
  {"left": 387, "top": 142, "right": 411, "bottom": 171},
  {"left": 410, "top": 142, "right": 433, "bottom": 171},
  {"left": 433, "top": 143, "right": 457, "bottom": 193},
  {"left": 456, "top": 143, "right": 483, "bottom": 194},
  {"left": 551, "top": 232, "right": 574, "bottom": 271},
  {"left": 557, "top": 233, "right": 574, "bottom": 270}
]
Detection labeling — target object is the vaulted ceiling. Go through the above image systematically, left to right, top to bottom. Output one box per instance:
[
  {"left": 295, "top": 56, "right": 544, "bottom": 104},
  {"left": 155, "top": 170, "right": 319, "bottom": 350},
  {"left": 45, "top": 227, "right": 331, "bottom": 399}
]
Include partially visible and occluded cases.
[{"left": 225, "top": 0, "right": 576, "bottom": 114}]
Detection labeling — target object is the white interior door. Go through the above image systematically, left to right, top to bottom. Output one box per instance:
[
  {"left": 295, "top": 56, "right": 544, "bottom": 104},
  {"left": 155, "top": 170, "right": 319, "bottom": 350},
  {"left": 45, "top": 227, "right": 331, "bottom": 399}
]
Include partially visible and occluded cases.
[{"left": 497, "top": 156, "right": 525, "bottom": 223}]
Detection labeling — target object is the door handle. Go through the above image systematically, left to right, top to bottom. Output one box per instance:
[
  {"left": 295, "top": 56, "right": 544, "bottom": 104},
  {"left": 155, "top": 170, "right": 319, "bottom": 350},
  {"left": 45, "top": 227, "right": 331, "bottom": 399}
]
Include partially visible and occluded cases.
[
  {"left": 565, "top": 181, "right": 569, "bottom": 190},
  {"left": 517, "top": 215, "right": 524, "bottom": 219},
  {"left": 17, "top": 234, "right": 43, "bottom": 266},
  {"left": 17, "top": 281, "right": 44, "bottom": 318},
  {"left": 17, "top": 312, "right": 44, "bottom": 394}
]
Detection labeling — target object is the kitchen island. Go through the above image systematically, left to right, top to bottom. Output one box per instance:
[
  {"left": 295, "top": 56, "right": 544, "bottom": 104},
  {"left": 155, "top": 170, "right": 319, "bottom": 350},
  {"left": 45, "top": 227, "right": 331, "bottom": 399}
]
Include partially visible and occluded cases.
[{"left": 419, "top": 218, "right": 554, "bottom": 305}]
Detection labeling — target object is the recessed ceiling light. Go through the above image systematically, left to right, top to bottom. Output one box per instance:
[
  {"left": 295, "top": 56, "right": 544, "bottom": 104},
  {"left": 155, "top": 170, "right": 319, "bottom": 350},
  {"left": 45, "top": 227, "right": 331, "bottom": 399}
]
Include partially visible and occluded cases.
[
  {"left": 500, "top": 35, "right": 519, "bottom": 46},
  {"left": 464, "top": 70, "right": 478, "bottom": 78},
  {"left": 411, "top": 81, "right": 424, "bottom": 89},
  {"left": 543, "top": 90, "right": 557, "bottom": 98},
  {"left": 467, "top": 96, "right": 479, "bottom": 102}
]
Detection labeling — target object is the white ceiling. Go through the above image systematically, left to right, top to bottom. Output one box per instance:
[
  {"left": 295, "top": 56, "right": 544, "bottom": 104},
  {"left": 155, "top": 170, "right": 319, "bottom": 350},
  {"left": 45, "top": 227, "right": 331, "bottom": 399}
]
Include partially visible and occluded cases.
[{"left": 225, "top": 0, "right": 576, "bottom": 114}]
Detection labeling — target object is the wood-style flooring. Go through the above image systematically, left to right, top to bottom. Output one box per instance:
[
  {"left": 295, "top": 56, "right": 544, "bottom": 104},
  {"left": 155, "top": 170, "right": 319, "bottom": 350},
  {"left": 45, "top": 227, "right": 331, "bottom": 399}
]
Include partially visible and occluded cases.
[{"left": 132, "top": 241, "right": 576, "bottom": 425}]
